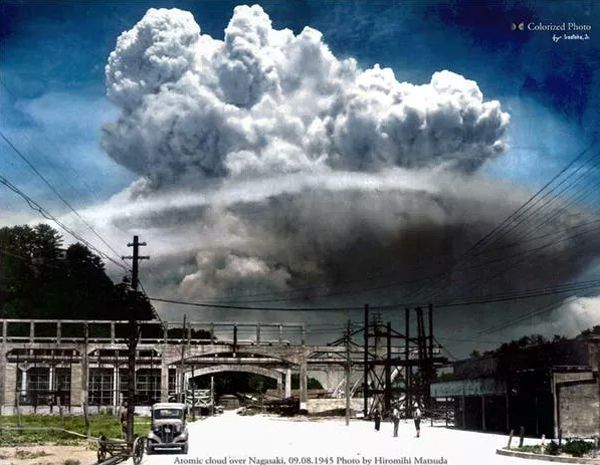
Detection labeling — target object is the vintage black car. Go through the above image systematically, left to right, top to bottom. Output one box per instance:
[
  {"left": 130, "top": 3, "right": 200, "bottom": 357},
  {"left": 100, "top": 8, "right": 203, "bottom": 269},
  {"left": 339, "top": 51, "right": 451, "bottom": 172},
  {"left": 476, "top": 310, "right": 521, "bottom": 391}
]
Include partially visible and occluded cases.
[{"left": 146, "top": 402, "right": 189, "bottom": 454}]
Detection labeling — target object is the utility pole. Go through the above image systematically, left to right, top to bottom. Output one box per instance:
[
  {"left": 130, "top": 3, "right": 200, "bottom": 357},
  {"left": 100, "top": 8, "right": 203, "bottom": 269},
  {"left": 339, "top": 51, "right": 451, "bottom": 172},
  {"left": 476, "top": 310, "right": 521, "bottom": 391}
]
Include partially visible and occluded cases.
[
  {"left": 122, "top": 235, "right": 149, "bottom": 447},
  {"left": 363, "top": 304, "right": 369, "bottom": 418},
  {"left": 179, "top": 315, "right": 187, "bottom": 404},
  {"left": 345, "top": 319, "right": 352, "bottom": 426},
  {"left": 385, "top": 322, "right": 392, "bottom": 414},
  {"left": 210, "top": 376, "right": 215, "bottom": 417}
]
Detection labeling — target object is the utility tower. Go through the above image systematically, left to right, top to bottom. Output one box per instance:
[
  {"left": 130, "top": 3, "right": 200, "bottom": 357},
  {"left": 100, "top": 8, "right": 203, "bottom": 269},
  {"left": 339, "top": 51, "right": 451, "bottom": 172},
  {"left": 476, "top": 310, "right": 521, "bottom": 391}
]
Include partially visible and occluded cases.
[
  {"left": 122, "top": 235, "right": 149, "bottom": 446},
  {"left": 362, "top": 304, "right": 446, "bottom": 420}
]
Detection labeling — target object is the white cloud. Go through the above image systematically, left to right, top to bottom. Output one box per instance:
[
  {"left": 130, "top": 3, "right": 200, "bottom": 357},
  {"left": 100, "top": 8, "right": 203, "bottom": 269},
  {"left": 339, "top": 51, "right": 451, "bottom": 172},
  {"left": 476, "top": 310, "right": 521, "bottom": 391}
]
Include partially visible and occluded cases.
[
  {"left": 103, "top": 6, "right": 509, "bottom": 187},
  {"left": 518, "top": 296, "right": 600, "bottom": 339}
]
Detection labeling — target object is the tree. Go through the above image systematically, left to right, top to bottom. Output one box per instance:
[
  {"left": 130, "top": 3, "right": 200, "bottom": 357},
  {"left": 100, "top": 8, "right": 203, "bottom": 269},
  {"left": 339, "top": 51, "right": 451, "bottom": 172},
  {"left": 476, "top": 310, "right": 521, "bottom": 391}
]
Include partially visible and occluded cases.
[
  {"left": 0, "top": 224, "right": 155, "bottom": 321},
  {"left": 0, "top": 224, "right": 63, "bottom": 318},
  {"left": 470, "top": 350, "right": 482, "bottom": 359}
]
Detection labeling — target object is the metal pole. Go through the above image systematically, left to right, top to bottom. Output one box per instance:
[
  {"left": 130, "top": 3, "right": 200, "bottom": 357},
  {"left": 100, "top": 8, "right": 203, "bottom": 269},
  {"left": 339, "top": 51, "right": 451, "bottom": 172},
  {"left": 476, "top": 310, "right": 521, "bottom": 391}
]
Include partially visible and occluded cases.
[
  {"left": 363, "top": 304, "right": 369, "bottom": 418},
  {"left": 428, "top": 304, "right": 434, "bottom": 360},
  {"left": 428, "top": 304, "right": 434, "bottom": 424},
  {"left": 405, "top": 307, "right": 411, "bottom": 419},
  {"left": 179, "top": 315, "right": 187, "bottom": 404},
  {"left": 345, "top": 320, "right": 351, "bottom": 426},
  {"left": 385, "top": 322, "right": 392, "bottom": 414},
  {"left": 191, "top": 362, "right": 196, "bottom": 421},
  {"left": 211, "top": 376, "right": 215, "bottom": 416}
]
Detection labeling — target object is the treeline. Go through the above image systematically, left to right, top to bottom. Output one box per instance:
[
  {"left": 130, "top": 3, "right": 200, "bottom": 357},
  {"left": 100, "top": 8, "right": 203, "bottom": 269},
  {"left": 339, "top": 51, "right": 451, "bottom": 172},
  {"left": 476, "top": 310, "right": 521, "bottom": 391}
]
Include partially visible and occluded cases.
[
  {"left": 0, "top": 224, "right": 154, "bottom": 320},
  {"left": 470, "top": 327, "right": 600, "bottom": 360}
]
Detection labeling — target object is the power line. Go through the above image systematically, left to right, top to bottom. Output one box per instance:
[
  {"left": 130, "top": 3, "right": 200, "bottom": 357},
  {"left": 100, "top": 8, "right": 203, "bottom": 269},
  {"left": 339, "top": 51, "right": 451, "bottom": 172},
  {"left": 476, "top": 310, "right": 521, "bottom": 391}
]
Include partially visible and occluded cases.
[
  {"left": 0, "top": 129, "right": 130, "bottom": 270},
  {"left": 406, "top": 142, "right": 598, "bottom": 304},
  {"left": 181, "top": 146, "right": 600, "bottom": 306},
  {"left": 0, "top": 173, "right": 129, "bottom": 271},
  {"left": 163, "top": 219, "right": 600, "bottom": 307},
  {"left": 148, "top": 278, "right": 600, "bottom": 312},
  {"left": 477, "top": 290, "right": 596, "bottom": 336},
  {"left": 148, "top": 297, "right": 363, "bottom": 311}
]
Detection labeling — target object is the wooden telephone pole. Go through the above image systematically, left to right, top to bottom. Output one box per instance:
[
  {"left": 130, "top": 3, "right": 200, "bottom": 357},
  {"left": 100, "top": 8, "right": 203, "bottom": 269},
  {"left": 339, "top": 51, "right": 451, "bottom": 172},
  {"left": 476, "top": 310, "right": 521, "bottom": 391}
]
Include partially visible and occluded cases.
[{"left": 122, "top": 235, "right": 149, "bottom": 446}]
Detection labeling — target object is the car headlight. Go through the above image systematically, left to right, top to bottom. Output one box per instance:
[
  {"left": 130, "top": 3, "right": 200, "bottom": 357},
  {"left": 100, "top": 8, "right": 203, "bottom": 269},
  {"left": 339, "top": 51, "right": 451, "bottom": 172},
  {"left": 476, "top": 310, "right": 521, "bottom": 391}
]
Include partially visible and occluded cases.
[{"left": 175, "top": 431, "right": 188, "bottom": 442}]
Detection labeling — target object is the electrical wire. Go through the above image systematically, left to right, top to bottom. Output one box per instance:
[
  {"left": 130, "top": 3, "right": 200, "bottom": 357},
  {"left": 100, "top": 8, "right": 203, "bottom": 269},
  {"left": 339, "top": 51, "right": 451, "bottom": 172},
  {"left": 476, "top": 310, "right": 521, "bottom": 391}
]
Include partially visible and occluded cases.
[
  {"left": 0, "top": 129, "right": 130, "bottom": 270},
  {"left": 0, "top": 173, "right": 129, "bottom": 271}
]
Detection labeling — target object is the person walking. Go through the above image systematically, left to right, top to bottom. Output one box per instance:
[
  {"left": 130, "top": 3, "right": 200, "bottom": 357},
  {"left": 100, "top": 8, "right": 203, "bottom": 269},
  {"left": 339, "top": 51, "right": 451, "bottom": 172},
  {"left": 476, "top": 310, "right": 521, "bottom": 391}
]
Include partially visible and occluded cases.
[
  {"left": 391, "top": 406, "right": 400, "bottom": 437},
  {"left": 413, "top": 406, "right": 422, "bottom": 438},
  {"left": 373, "top": 409, "right": 381, "bottom": 431}
]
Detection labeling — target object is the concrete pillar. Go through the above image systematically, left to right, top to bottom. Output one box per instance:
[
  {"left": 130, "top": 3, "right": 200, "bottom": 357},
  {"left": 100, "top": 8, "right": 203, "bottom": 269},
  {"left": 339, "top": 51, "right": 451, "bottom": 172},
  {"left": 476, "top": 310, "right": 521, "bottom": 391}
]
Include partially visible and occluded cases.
[
  {"left": 0, "top": 344, "right": 6, "bottom": 406},
  {"left": 81, "top": 347, "right": 89, "bottom": 409},
  {"left": 160, "top": 350, "right": 169, "bottom": 402},
  {"left": 299, "top": 359, "right": 308, "bottom": 411},
  {"left": 3, "top": 362, "right": 16, "bottom": 408},
  {"left": 70, "top": 363, "right": 83, "bottom": 406},
  {"left": 113, "top": 365, "right": 119, "bottom": 411},
  {"left": 49, "top": 366, "right": 55, "bottom": 395},
  {"left": 20, "top": 367, "right": 27, "bottom": 393},
  {"left": 285, "top": 368, "right": 292, "bottom": 398},
  {"left": 277, "top": 373, "right": 283, "bottom": 398}
]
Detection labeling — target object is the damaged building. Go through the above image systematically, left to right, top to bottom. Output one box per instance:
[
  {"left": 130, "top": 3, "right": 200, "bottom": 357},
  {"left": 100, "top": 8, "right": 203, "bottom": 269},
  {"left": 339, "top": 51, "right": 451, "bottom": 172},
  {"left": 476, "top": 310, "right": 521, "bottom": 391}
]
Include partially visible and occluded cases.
[{"left": 431, "top": 336, "right": 600, "bottom": 439}]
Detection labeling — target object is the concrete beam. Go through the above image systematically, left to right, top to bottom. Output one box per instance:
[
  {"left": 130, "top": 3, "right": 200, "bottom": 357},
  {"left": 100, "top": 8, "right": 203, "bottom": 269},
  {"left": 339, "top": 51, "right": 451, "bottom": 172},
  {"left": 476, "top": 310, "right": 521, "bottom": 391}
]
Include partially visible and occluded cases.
[{"left": 191, "top": 364, "right": 283, "bottom": 383}]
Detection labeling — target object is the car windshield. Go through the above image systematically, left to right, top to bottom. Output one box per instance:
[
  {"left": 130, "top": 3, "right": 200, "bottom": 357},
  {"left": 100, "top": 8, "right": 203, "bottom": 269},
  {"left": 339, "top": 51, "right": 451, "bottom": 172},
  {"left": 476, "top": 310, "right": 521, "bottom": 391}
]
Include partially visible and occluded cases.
[{"left": 153, "top": 408, "right": 183, "bottom": 420}]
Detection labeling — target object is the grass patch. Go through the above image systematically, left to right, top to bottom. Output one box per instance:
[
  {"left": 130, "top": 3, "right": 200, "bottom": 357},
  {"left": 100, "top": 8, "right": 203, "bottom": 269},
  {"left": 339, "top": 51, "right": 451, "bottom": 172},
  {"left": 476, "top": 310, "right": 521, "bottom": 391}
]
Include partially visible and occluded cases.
[
  {"left": 0, "top": 414, "right": 151, "bottom": 446},
  {"left": 515, "top": 440, "right": 596, "bottom": 458},
  {"left": 562, "top": 440, "right": 595, "bottom": 458},
  {"left": 516, "top": 445, "right": 542, "bottom": 454}
]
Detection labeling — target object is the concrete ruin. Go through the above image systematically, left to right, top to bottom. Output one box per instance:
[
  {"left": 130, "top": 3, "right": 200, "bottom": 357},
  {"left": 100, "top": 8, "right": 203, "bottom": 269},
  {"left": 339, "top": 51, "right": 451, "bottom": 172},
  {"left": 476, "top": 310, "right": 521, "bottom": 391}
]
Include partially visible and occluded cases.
[
  {"left": 0, "top": 318, "right": 354, "bottom": 415},
  {"left": 430, "top": 337, "right": 600, "bottom": 439}
]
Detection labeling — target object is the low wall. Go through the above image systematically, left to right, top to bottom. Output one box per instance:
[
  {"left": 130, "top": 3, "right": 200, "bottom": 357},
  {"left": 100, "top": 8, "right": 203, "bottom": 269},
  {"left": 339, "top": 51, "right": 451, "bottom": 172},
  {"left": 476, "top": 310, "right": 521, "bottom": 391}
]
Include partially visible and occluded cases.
[
  {"left": 307, "top": 398, "right": 362, "bottom": 414},
  {"left": 1, "top": 405, "right": 152, "bottom": 416},
  {"left": 497, "top": 448, "right": 600, "bottom": 464}
]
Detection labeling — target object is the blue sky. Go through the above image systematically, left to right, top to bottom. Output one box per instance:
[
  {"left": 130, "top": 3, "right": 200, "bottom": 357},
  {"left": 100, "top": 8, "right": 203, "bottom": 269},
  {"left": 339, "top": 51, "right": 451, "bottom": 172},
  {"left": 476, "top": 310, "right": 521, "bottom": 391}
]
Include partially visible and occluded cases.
[{"left": 0, "top": 0, "right": 598, "bottom": 215}]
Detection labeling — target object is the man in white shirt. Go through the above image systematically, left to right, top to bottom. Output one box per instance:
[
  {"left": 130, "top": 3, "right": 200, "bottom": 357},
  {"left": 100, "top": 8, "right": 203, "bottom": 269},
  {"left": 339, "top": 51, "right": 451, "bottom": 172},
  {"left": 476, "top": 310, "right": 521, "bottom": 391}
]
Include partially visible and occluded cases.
[
  {"left": 391, "top": 406, "right": 400, "bottom": 437},
  {"left": 413, "top": 406, "right": 422, "bottom": 438}
]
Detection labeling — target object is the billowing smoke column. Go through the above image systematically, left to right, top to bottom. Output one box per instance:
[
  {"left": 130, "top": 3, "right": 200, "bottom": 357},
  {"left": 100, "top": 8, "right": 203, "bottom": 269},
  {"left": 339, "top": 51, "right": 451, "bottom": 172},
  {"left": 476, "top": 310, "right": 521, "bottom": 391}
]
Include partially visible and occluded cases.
[
  {"left": 103, "top": 5, "right": 509, "bottom": 187},
  {"left": 98, "top": 6, "right": 596, "bottom": 337}
]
